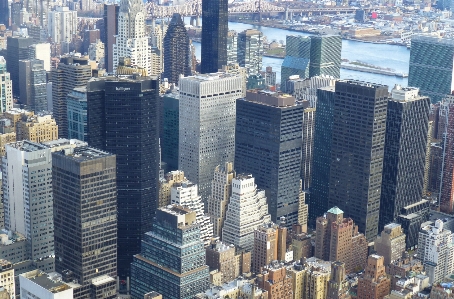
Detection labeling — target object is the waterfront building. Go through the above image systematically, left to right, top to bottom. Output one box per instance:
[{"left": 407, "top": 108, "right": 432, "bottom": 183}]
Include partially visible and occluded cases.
[
  {"left": 113, "top": 0, "right": 151, "bottom": 75},
  {"left": 201, "top": 0, "right": 228, "bottom": 73},
  {"left": 102, "top": 4, "right": 119, "bottom": 73},
  {"left": 48, "top": 6, "right": 77, "bottom": 44},
  {"left": 163, "top": 13, "right": 191, "bottom": 84},
  {"left": 237, "top": 29, "right": 263, "bottom": 76},
  {"left": 227, "top": 30, "right": 238, "bottom": 65},
  {"left": 308, "top": 35, "right": 342, "bottom": 78},
  {"left": 409, "top": 35, "right": 454, "bottom": 103},
  {"left": 6, "top": 36, "right": 33, "bottom": 98},
  {"left": 281, "top": 36, "right": 311, "bottom": 92},
  {"left": 52, "top": 55, "right": 92, "bottom": 138},
  {"left": 0, "top": 57, "right": 12, "bottom": 113},
  {"left": 179, "top": 72, "right": 241, "bottom": 200},
  {"left": 86, "top": 75, "right": 160, "bottom": 278},
  {"left": 328, "top": 80, "right": 388, "bottom": 241},
  {"left": 380, "top": 86, "right": 430, "bottom": 232},
  {"left": 67, "top": 87, "right": 87, "bottom": 141},
  {"left": 160, "top": 89, "right": 179, "bottom": 170},
  {"left": 235, "top": 90, "right": 303, "bottom": 224},
  {"left": 3, "top": 141, "right": 54, "bottom": 272},
  {"left": 51, "top": 141, "right": 117, "bottom": 286},
  {"left": 207, "top": 162, "right": 235, "bottom": 237},
  {"left": 222, "top": 174, "right": 271, "bottom": 252},
  {"left": 170, "top": 179, "right": 213, "bottom": 245},
  {"left": 130, "top": 205, "right": 210, "bottom": 299},
  {"left": 315, "top": 207, "right": 368, "bottom": 273},
  {"left": 417, "top": 220, "right": 454, "bottom": 284},
  {"left": 374, "top": 223, "right": 406, "bottom": 266},
  {"left": 357, "top": 255, "right": 391, "bottom": 299},
  {"left": 257, "top": 261, "right": 293, "bottom": 299}
]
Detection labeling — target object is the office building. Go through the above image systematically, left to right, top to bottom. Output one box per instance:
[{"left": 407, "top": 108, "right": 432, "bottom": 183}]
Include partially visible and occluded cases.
[
  {"left": 0, "top": 0, "right": 8, "bottom": 26},
  {"left": 113, "top": 0, "right": 151, "bottom": 75},
  {"left": 201, "top": 0, "right": 228, "bottom": 73},
  {"left": 102, "top": 4, "right": 119, "bottom": 73},
  {"left": 47, "top": 7, "right": 78, "bottom": 44},
  {"left": 163, "top": 13, "right": 191, "bottom": 84},
  {"left": 237, "top": 29, "right": 263, "bottom": 76},
  {"left": 227, "top": 30, "right": 237, "bottom": 65},
  {"left": 308, "top": 35, "right": 342, "bottom": 78},
  {"left": 409, "top": 35, "right": 454, "bottom": 103},
  {"left": 6, "top": 36, "right": 34, "bottom": 98},
  {"left": 281, "top": 36, "right": 311, "bottom": 92},
  {"left": 28, "top": 43, "right": 51, "bottom": 72},
  {"left": 52, "top": 55, "right": 92, "bottom": 137},
  {"left": 0, "top": 57, "right": 12, "bottom": 113},
  {"left": 19, "top": 59, "right": 47, "bottom": 112},
  {"left": 179, "top": 72, "right": 242, "bottom": 200},
  {"left": 286, "top": 75, "right": 336, "bottom": 108},
  {"left": 86, "top": 76, "right": 160, "bottom": 278},
  {"left": 326, "top": 80, "right": 388, "bottom": 241},
  {"left": 380, "top": 86, "right": 430, "bottom": 230},
  {"left": 67, "top": 87, "right": 87, "bottom": 141},
  {"left": 161, "top": 89, "right": 179, "bottom": 171},
  {"left": 235, "top": 90, "right": 303, "bottom": 224},
  {"left": 440, "top": 101, "right": 454, "bottom": 213},
  {"left": 301, "top": 105, "right": 315, "bottom": 190},
  {"left": 3, "top": 141, "right": 54, "bottom": 271},
  {"left": 51, "top": 141, "right": 117, "bottom": 285},
  {"left": 207, "top": 162, "right": 235, "bottom": 237},
  {"left": 158, "top": 170, "right": 185, "bottom": 208},
  {"left": 222, "top": 174, "right": 271, "bottom": 252},
  {"left": 170, "top": 179, "right": 213, "bottom": 245},
  {"left": 396, "top": 199, "right": 430, "bottom": 249},
  {"left": 130, "top": 205, "right": 210, "bottom": 299},
  {"left": 315, "top": 207, "right": 368, "bottom": 273},
  {"left": 417, "top": 220, "right": 454, "bottom": 284},
  {"left": 252, "top": 222, "right": 287, "bottom": 274},
  {"left": 374, "top": 223, "right": 406, "bottom": 266},
  {"left": 357, "top": 255, "right": 391, "bottom": 299},
  {"left": 287, "top": 258, "right": 331, "bottom": 299},
  {"left": 256, "top": 261, "right": 293, "bottom": 299},
  {"left": 327, "top": 262, "right": 351, "bottom": 299},
  {"left": 19, "top": 271, "right": 73, "bottom": 299}
]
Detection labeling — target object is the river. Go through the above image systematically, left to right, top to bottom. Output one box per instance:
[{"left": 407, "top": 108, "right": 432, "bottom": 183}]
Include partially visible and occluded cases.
[{"left": 188, "top": 20, "right": 410, "bottom": 88}]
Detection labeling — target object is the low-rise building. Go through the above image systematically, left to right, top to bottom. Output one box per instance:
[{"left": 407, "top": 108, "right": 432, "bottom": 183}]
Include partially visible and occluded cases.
[{"left": 19, "top": 270, "right": 73, "bottom": 299}]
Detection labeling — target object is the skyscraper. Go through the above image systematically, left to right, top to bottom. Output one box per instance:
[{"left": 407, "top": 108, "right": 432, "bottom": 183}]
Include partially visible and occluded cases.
[
  {"left": 0, "top": 0, "right": 8, "bottom": 26},
  {"left": 113, "top": 0, "right": 151, "bottom": 75},
  {"left": 201, "top": 0, "right": 228, "bottom": 73},
  {"left": 102, "top": 4, "right": 119, "bottom": 73},
  {"left": 47, "top": 7, "right": 78, "bottom": 44},
  {"left": 163, "top": 13, "right": 191, "bottom": 84},
  {"left": 237, "top": 29, "right": 263, "bottom": 76},
  {"left": 227, "top": 30, "right": 238, "bottom": 65},
  {"left": 308, "top": 35, "right": 342, "bottom": 78},
  {"left": 409, "top": 35, "right": 454, "bottom": 102},
  {"left": 6, "top": 36, "right": 34, "bottom": 98},
  {"left": 281, "top": 36, "right": 311, "bottom": 92},
  {"left": 52, "top": 55, "right": 92, "bottom": 138},
  {"left": 0, "top": 57, "right": 13, "bottom": 113},
  {"left": 19, "top": 59, "right": 47, "bottom": 112},
  {"left": 179, "top": 72, "right": 241, "bottom": 200},
  {"left": 86, "top": 75, "right": 160, "bottom": 278},
  {"left": 328, "top": 80, "right": 388, "bottom": 241},
  {"left": 306, "top": 86, "right": 335, "bottom": 226},
  {"left": 380, "top": 86, "right": 430, "bottom": 230},
  {"left": 67, "top": 87, "right": 88, "bottom": 141},
  {"left": 235, "top": 90, "right": 303, "bottom": 224},
  {"left": 161, "top": 92, "right": 179, "bottom": 170},
  {"left": 440, "top": 101, "right": 454, "bottom": 213},
  {"left": 301, "top": 105, "right": 315, "bottom": 191},
  {"left": 51, "top": 140, "right": 117, "bottom": 286},
  {"left": 3, "top": 141, "right": 55, "bottom": 272},
  {"left": 207, "top": 162, "right": 235, "bottom": 237},
  {"left": 222, "top": 174, "right": 271, "bottom": 251},
  {"left": 130, "top": 205, "right": 210, "bottom": 299}
]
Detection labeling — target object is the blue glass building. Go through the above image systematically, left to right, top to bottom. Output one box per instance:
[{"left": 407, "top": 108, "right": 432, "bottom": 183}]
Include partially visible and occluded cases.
[{"left": 67, "top": 87, "right": 87, "bottom": 141}]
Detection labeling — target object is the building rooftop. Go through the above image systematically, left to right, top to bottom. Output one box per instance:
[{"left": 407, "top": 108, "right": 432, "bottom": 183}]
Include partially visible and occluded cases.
[
  {"left": 187, "top": 72, "right": 239, "bottom": 82},
  {"left": 337, "top": 79, "right": 388, "bottom": 90},
  {"left": 8, "top": 140, "right": 47, "bottom": 152},
  {"left": 55, "top": 146, "right": 112, "bottom": 162},
  {"left": 161, "top": 204, "right": 193, "bottom": 216},
  {"left": 327, "top": 206, "right": 343, "bottom": 215},
  {"left": 22, "top": 271, "right": 71, "bottom": 293},
  {"left": 91, "top": 275, "right": 115, "bottom": 286}
]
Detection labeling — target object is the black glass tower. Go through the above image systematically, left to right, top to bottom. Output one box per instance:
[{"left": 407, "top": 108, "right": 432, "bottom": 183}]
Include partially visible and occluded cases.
[
  {"left": 201, "top": 0, "right": 228, "bottom": 73},
  {"left": 163, "top": 13, "right": 191, "bottom": 84},
  {"left": 6, "top": 36, "right": 34, "bottom": 98},
  {"left": 87, "top": 76, "right": 160, "bottom": 278}
]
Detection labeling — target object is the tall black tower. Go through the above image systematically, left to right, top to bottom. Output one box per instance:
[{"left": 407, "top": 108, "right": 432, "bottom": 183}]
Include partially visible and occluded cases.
[
  {"left": 201, "top": 0, "right": 228, "bottom": 73},
  {"left": 163, "top": 13, "right": 191, "bottom": 84},
  {"left": 87, "top": 75, "right": 160, "bottom": 279}
]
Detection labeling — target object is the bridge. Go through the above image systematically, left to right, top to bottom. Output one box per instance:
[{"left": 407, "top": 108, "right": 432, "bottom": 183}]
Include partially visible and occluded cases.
[{"left": 145, "top": 0, "right": 364, "bottom": 21}]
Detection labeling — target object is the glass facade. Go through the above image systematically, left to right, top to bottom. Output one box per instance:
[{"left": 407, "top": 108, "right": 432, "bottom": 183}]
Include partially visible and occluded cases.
[
  {"left": 67, "top": 88, "right": 87, "bottom": 141},
  {"left": 161, "top": 92, "right": 179, "bottom": 171}
]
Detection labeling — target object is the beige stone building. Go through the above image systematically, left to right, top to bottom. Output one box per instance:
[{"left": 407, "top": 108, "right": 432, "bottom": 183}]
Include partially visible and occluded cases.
[
  {"left": 16, "top": 114, "right": 58, "bottom": 142},
  {"left": 0, "top": 133, "right": 15, "bottom": 156},
  {"left": 158, "top": 170, "right": 185, "bottom": 208},
  {"left": 298, "top": 188, "right": 308, "bottom": 233},
  {"left": 253, "top": 222, "right": 287, "bottom": 274},
  {"left": 374, "top": 223, "right": 406, "bottom": 265},
  {"left": 357, "top": 255, "right": 391, "bottom": 299},
  {"left": 287, "top": 257, "right": 331, "bottom": 299},
  {"left": 0, "top": 260, "right": 14, "bottom": 299},
  {"left": 257, "top": 261, "right": 293, "bottom": 299},
  {"left": 327, "top": 261, "right": 351, "bottom": 299}
]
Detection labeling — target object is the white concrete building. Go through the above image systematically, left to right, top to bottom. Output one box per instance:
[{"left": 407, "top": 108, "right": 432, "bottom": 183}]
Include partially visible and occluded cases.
[
  {"left": 113, "top": 0, "right": 151, "bottom": 75},
  {"left": 47, "top": 7, "right": 77, "bottom": 44},
  {"left": 88, "top": 39, "right": 105, "bottom": 63},
  {"left": 29, "top": 44, "right": 51, "bottom": 72},
  {"left": 0, "top": 57, "right": 13, "bottom": 113},
  {"left": 178, "top": 72, "right": 243, "bottom": 200},
  {"left": 3, "top": 141, "right": 54, "bottom": 263},
  {"left": 222, "top": 174, "right": 272, "bottom": 251},
  {"left": 171, "top": 180, "right": 214, "bottom": 246},
  {"left": 417, "top": 219, "right": 454, "bottom": 284},
  {"left": 19, "top": 271, "right": 73, "bottom": 299}
]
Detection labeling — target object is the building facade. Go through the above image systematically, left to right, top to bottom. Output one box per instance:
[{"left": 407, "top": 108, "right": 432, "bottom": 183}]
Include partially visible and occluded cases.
[
  {"left": 102, "top": 4, "right": 119, "bottom": 73},
  {"left": 47, "top": 6, "right": 77, "bottom": 44},
  {"left": 237, "top": 29, "right": 263, "bottom": 76},
  {"left": 308, "top": 35, "right": 342, "bottom": 78},
  {"left": 0, "top": 57, "right": 12, "bottom": 113},
  {"left": 67, "top": 87, "right": 88, "bottom": 141},
  {"left": 160, "top": 89, "right": 179, "bottom": 171},
  {"left": 374, "top": 223, "right": 406, "bottom": 266},
  {"left": 357, "top": 255, "right": 391, "bottom": 299}
]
